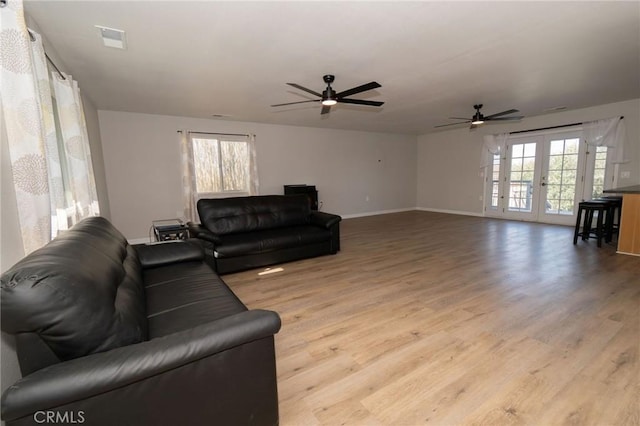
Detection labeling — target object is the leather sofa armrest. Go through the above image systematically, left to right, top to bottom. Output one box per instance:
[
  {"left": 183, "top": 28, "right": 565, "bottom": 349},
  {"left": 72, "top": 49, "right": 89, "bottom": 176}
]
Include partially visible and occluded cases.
[
  {"left": 310, "top": 211, "right": 342, "bottom": 229},
  {"left": 187, "top": 222, "right": 221, "bottom": 244},
  {"left": 134, "top": 240, "right": 203, "bottom": 268},
  {"left": 1, "top": 310, "right": 281, "bottom": 423}
]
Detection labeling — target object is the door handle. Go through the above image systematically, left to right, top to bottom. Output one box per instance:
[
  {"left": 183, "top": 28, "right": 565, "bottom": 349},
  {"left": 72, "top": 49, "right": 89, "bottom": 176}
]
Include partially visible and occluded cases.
[{"left": 541, "top": 182, "right": 546, "bottom": 186}]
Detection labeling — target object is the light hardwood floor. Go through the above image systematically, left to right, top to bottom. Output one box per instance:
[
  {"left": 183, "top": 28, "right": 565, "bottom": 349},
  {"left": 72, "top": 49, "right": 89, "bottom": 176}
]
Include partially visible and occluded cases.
[{"left": 224, "top": 211, "right": 640, "bottom": 426}]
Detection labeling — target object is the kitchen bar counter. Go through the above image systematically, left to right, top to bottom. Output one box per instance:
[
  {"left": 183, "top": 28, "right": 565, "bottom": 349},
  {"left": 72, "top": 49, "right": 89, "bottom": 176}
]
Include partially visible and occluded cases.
[
  {"left": 604, "top": 185, "right": 640, "bottom": 256},
  {"left": 604, "top": 185, "right": 640, "bottom": 194}
]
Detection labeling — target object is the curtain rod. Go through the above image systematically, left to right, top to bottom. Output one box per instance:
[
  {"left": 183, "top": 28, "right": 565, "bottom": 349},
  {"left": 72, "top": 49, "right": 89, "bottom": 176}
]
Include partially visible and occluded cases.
[
  {"left": 27, "top": 29, "right": 66, "bottom": 81},
  {"left": 510, "top": 116, "right": 624, "bottom": 135},
  {"left": 177, "top": 130, "right": 251, "bottom": 137}
]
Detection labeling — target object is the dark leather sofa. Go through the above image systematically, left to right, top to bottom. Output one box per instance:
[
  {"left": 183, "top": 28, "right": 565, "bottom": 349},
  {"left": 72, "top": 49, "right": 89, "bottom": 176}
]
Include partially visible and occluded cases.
[
  {"left": 188, "top": 195, "right": 342, "bottom": 274},
  {"left": 0, "top": 217, "right": 281, "bottom": 426}
]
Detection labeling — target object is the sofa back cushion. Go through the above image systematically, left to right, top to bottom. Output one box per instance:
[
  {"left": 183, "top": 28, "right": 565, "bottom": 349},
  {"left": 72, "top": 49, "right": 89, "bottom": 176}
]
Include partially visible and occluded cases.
[
  {"left": 197, "top": 195, "right": 311, "bottom": 235},
  {"left": 0, "top": 217, "right": 148, "bottom": 365}
]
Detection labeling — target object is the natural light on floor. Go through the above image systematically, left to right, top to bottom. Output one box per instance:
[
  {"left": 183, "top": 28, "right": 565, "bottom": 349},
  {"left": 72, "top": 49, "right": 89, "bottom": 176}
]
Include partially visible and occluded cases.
[{"left": 258, "top": 267, "right": 284, "bottom": 276}]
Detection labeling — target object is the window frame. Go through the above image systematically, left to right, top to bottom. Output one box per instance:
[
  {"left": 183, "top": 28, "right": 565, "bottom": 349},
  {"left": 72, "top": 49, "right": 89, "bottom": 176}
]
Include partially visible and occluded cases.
[{"left": 189, "top": 134, "right": 253, "bottom": 199}]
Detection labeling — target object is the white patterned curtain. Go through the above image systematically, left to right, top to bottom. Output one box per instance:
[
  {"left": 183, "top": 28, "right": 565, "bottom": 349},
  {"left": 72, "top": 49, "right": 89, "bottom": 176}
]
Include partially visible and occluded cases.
[
  {"left": 0, "top": 0, "right": 52, "bottom": 253},
  {"left": 1, "top": 0, "right": 99, "bottom": 253},
  {"left": 28, "top": 30, "right": 67, "bottom": 237},
  {"left": 52, "top": 73, "right": 100, "bottom": 225},
  {"left": 583, "top": 117, "right": 627, "bottom": 164},
  {"left": 179, "top": 130, "right": 197, "bottom": 222},
  {"left": 248, "top": 133, "right": 259, "bottom": 195}
]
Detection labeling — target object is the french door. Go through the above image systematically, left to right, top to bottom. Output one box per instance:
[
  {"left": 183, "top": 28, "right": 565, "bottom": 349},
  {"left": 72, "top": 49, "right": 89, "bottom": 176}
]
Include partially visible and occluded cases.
[{"left": 485, "top": 130, "right": 594, "bottom": 226}]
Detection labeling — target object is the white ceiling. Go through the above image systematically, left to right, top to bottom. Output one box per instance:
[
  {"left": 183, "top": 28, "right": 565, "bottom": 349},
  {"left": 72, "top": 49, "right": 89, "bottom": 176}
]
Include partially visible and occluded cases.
[{"left": 25, "top": 1, "right": 640, "bottom": 135}]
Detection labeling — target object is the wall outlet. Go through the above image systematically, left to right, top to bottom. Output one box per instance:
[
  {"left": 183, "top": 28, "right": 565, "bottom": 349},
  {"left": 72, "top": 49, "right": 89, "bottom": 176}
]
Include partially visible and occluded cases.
[
  {"left": 621, "top": 171, "right": 630, "bottom": 179},
  {"left": 479, "top": 195, "right": 483, "bottom": 201}
]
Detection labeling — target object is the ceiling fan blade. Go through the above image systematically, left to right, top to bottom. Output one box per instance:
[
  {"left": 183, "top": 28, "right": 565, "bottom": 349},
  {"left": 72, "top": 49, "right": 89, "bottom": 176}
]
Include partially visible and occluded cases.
[
  {"left": 336, "top": 82, "right": 381, "bottom": 98},
  {"left": 286, "top": 83, "right": 322, "bottom": 97},
  {"left": 338, "top": 98, "right": 384, "bottom": 107},
  {"left": 271, "top": 100, "right": 320, "bottom": 107},
  {"left": 321, "top": 105, "right": 331, "bottom": 115},
  {"left": 484, "top": 109, "right": 519, "bottom": 119},
  {"left": 486, "top": 116, "right": 524, "bottom": 121},
  {"left": 434, "top": 121, "right": 470, "bottom": 128}
]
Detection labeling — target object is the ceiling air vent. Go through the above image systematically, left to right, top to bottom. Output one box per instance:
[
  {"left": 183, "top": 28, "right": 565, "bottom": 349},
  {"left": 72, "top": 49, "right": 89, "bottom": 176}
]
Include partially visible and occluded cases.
[{"left": 95, "top": 25, "right": 126, "bottom": 49}]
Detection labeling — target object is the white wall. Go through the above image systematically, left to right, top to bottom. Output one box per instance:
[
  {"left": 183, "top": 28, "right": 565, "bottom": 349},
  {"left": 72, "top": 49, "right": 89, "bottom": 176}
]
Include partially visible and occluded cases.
[
  {"left": 417, "top": 98, "right": 640, "bottom": 215},
  {"left": 98, "top": 111, "right": 417, "bottom": 240}
]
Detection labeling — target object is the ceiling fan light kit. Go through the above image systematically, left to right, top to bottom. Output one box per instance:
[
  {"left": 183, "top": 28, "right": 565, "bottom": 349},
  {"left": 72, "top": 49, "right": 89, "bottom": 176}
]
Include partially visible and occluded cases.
[
  {"left": 272, "top": 74, "right": 384, "bottom": 115},
  {"left": 321, "top": 75, "right": 337, "bottom": 105}
]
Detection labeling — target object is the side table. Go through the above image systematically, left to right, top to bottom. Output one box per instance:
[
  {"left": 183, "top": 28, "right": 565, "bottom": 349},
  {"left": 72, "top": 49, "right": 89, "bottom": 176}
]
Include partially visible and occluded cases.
[{"left": 152, "top": 219, "right": 189, "bottom": 241}]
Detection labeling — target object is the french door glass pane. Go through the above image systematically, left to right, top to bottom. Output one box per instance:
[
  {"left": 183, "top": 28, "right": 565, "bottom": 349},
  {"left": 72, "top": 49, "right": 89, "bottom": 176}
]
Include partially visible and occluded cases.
[
  {"left": 545, "top": 138, "right": 579, "bottom": 215},
  {"left": 508, "top": 142, "right": 536, "bottom": 212},
  {"left": 591, "top": 146, "right": 608, "bottom": 198},
  {"left": 490, "top": 153, "right": 500, "bottom": 209}
]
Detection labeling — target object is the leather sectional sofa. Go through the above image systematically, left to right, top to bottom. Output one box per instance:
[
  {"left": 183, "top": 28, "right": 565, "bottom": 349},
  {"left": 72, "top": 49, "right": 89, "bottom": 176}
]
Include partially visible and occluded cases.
[
  {"left": 188, "top": 195, "right": 342, "bottom": 274},
  {"left": 0, "top": 217, "right": 281, "bottom": 426}
]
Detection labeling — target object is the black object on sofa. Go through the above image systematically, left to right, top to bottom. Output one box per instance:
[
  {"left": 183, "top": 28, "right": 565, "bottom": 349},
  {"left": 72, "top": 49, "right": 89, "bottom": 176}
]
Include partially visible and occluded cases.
[
  {"left": 188, "top": 195, "right": 342, "bottom": 274},
  {"left": 0, "top": 217, "right": 281, "bottom": 426}
]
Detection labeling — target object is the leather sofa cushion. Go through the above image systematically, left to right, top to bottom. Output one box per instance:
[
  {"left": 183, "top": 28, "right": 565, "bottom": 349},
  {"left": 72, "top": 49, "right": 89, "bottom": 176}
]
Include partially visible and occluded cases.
[
  {"left": 197, "top": 195, "right": 311, "bottom": 236},
  {"left": 0, "top": 217, "right": 148, "bottom": 362},
  {"left": 214, "top": 226, "right": 330, "bottom": 258},
  {"left": 135, "top": 240, "right": 204, "bottom": 268},
  {"left": 143, "top": 261, "right": 247, "bottom": 338}
]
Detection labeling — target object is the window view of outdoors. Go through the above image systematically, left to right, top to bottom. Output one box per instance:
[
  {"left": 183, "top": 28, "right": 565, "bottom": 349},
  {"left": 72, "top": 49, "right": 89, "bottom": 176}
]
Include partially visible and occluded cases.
[
  {"left": 491, "top": 134, "right": 607, "bottom": 221},
  {"left": 192, "top": 138, "right": 249, "bottom": 194},
  {"left": 545, "top": 138, "right": 580, "bottom": 215},
  {"left": 220, "top": 141, "right": 249, "bottom": 191},
  {"left": 508, "top": 143, "right": 536, "bottom": 212},
  {"left": 591, "top": 146, "right": 608, "bottom": 199},
  {"left": 490, "top": 153, "right": 500, "bottom": 210}
]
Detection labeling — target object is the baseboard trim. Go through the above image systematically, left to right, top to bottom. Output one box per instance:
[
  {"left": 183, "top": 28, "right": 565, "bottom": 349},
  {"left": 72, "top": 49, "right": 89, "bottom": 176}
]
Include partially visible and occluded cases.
[
  {"left": 336, "top": 207, "right": 485, "bottom": 220},
  {"left": 416, "top": 207, "right": 484, "bottom": 218},
  {"left": 129, "top": 208, "right": 481, "bottom": 239},
  {"left": 340, "top": 208, "right": 417, "bottom": 220},
  {"left": 616, "top": 250, "right": 640, "bottom": 257}
]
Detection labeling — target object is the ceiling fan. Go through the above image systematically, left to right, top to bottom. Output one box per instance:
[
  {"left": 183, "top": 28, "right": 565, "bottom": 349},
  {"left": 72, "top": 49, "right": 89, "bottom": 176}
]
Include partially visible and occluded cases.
[
  {"left": 271, "top": 75, "right": 384, "bottom": 115},
  {"left": 435, "top": 104, "right": 524, "bottom": 129}
]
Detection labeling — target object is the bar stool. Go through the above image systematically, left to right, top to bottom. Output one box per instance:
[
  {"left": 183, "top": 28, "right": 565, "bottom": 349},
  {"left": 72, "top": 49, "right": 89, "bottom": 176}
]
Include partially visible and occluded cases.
[
  {"left": 595, "top": 195, "right": 622, "bottom": 242},
  {"left": 574, "top": 200, "right": 609, "bottom": 247}
]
